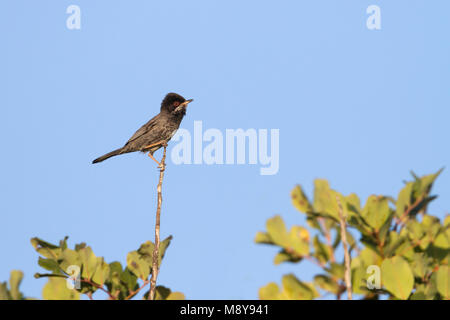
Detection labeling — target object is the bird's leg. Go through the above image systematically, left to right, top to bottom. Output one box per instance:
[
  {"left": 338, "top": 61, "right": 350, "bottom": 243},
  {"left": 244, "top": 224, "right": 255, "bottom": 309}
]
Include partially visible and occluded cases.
[
  {"left": 142, "top": 140, "right": 166, "bottom": 150},
  {"left": 145, "top": 141, "right": 168, "bottom": 169},
  {"left": 148, "top": 152, "right": 161, "bottom": 167}
]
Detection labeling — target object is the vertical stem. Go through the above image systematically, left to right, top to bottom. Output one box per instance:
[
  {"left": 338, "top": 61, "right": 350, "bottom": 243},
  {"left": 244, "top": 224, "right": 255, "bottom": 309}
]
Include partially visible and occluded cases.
[
  {"left": 148, "top": 146, "right": 167, "bottom": 300},
  {"left": 336, "top": 195, "right": 352, "bottom": 300}
]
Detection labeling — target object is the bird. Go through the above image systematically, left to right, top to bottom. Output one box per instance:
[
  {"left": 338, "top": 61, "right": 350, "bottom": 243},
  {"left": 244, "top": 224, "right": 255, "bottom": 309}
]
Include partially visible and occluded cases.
[{"left": 92, "top": 92, "right": 193, "bottom": 166}]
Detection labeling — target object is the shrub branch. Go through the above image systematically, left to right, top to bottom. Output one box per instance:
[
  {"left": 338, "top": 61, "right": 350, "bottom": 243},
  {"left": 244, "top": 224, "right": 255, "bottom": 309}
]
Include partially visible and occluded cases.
[
  {"left": 148, "top": 145, "right": 167, "bottom": 300},
  {"left": 336, "top": 195, "right": 352, "bottom": 300}
]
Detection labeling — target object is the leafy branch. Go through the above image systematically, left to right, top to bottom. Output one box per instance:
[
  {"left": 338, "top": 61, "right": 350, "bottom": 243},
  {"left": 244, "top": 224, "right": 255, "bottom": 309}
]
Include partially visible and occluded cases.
[
  {"left": 256, "top": 169, "right": 449, "bottom": 300},
  {"left": 23, "top": 235, "right": 184, "bottom": 300}
]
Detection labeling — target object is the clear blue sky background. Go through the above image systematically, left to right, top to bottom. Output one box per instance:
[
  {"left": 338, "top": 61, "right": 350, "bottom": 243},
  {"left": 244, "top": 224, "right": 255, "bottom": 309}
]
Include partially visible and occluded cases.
[{"left": 1, "top": 1, "right": 449, "bottom": 299}]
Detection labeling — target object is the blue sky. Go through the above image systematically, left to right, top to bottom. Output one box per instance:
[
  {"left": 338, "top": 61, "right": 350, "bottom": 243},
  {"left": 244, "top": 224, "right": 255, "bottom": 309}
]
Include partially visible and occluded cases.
[{"left": 1, "top": 1, "right": 449, "bottom": 299}]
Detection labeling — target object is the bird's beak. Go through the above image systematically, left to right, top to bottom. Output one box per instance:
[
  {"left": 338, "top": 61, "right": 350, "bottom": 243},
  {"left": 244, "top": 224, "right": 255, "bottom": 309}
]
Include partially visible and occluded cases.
[{"left": 182, "top": 99, "right": 193, "bottom": 106}]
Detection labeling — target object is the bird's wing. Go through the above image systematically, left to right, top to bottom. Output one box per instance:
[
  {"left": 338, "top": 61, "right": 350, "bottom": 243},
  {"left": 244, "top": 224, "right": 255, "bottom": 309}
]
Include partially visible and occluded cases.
[{"left": 125, "top": 113, "right": 160, "bottom": 145}]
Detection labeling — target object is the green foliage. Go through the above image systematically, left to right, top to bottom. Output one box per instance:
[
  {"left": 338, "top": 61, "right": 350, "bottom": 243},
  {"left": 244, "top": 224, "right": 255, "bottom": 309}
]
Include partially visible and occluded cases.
[
  {"left": 256, "top": 169, "right": 449, "bottom": 300},
  {"left": 28, "top": 236, "right": 184, "bottom": 300},
  {"left": 381, "top": 257, "right": 414, "bottom": 300},
  {"left": 0, "top": 270, "right": 30, "bottom": 300},
  {"left": 259, "top": 274, "right": 318, "bottom": 300},
  {"left": 43, "top": 277, "right": 80, "bottom": 300},
  {"left": 143, "top": 285, "right": 186, "bottom": 300}
]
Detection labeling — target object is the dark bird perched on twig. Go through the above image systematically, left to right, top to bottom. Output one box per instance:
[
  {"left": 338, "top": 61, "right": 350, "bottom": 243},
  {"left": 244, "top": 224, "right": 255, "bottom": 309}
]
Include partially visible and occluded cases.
[{"left": 92, "top": 93, "right": 193, "bottom": 166}]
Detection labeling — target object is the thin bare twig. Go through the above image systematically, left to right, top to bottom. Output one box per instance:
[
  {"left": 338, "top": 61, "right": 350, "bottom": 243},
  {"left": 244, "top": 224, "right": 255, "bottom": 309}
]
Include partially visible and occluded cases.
[
  {"left": 148, "top": 145, "right": 167, "bottom": 300},
  {"left": 336, "top": 195, "right": 352, "bottom": 300},
  {"left": 395, "top": 196, "right": 424, "bottom": 230},
  {"left": 79, "top": 278, "right": 115, "bottom": 299},
  {"left": 125, "top": 279, "right": 150, "bottom": 300}
]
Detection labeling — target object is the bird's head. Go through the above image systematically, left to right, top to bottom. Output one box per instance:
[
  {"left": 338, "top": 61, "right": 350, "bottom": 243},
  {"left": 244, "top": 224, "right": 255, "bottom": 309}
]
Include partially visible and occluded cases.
[{"left": 161, "top": 93, "right": 193, "bottom": 115}]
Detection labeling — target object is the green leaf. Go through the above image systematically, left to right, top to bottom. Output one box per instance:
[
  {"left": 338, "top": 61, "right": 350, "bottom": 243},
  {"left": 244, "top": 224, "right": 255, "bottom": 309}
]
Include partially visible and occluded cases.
[
  {"left": 413, "top": 168, "right": 443, "bottom": 198},
  {"left": 313, "top": 179, "right": 336, "bottom": 219},
  {"left": 396, "top": 182, "right": 413, "bottom": 218},
  {"left": 291, "top": 185, "right": 312, "bottom": 213},
  {"left": 346, "top": 193, "right": 361, "bottom": 215},
  {"left": 362, "top": 195, "right": 391, "bottom": 231},
  {"left": 421, "top": 214, "right": 440, "bottom": 228},
  {"left": 266, "top": 215, "right": 289, "bottom": 247},
  {"left": 305, "top": 215, "right": 322, "bottom": 230},
  {"left": 444, "top": 215, "right": 450, "bottom": 227},
  {"left": 405, "top": 221, "right": 425, "bottom": 249},
  {"left": 289, "top": 226, "right": 309, "bottom": 256},
  {"left": 427, "top": 230, "right": 449, "bottom": 262},
  {"left": 434, "top": 231, "right": 449, "bottom": 250},
  {"left": 254, "top": 232, "right": 273, "bottom": 244},
  {"left": 384, "top": 232, "right": 406, "bottom": 257},
  {"left": 313, "top": 235, "right": 329, "bottom": 264},
  {"left": 59, "top": 236, "right": 69, "bottom": 250},
  {"left": 158, "top": 236, "right": 172, "bottom": 265},
  {"left": 30, "top": 237, "right": 62, "bottom": 260},
  {"left": 395, "top": 240, "right": 415, "bottom": 261},
  {"left": 75, "top": 242, "right": 87, "bottom": 251},
  {"left": 78, "top": 247, "right": 98, "bottom": 280},
  {"left": 60, "top": 248, "right": 81, "bottom": 273},
  {"left": 273, "top": 250, "right": 301, "bottom": 265},
  {"left": 127, "top": 251, "right": 150, "bottom": 280},
  {"left": 411, "top": 253, "right": 427, "bottom": 279},
  {"left": 381, "top": 256, "right": 414, "bottom": 300},
  {"left": 38, "top": 257, "right": 62, "bottom": 274},
  {"left": 92, "top": 257, "right": 110, "bottom": 286},
  {"left": 105, "top": 261, "right": 125, "bottom": 297},
  {"left": 109, "top": 261, "right": 123, "bottom": 275},
  {"left": 326, "top": 263, "right": 345, "bottom": 279},
  {"left": 352, "top": 266, "right": 370, "bottom": 295},
  {"left": 436, "top": 266, "right": 449, "bottom": 299},
  {"left": 120, "top": 268, "right": 138, "bottom": 293},
  {"left": 9, "top": 270, "right": 23, "bottom": 300},
  {"left": 424, "top": 272, "right": 439, "bottom": 299},
  {"left": 281, "top": 274, "right": 318, "bottom": 300},
  {"left": 314, "top": 275, "right": 339, "bottom": 294},
  {"left": 42, "top": 277, "right": 80, "bottom": 300},
  {"left": 0, "top": 282, "right": 11, "bottom": 300},
  {"left": 259, "top": 282, "right": 280, "bottom": 300},
  {"left": 154, "top": 285, "right": 171, "bottom": 300},
  {"left": 145, "top": 286, "right": 186, "bottom": 300},
  {"left": 166, "top": 291, "right": 186, "bottom": 300},
  {"left": 410, "top": 291, "right": 427, "bottom": 300}
]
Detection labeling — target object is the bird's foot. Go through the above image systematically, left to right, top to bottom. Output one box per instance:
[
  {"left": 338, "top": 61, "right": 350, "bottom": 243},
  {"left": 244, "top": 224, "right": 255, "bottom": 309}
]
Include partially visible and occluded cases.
[{"left": 148, "top": 152, "right": 161, "bottom": 166}]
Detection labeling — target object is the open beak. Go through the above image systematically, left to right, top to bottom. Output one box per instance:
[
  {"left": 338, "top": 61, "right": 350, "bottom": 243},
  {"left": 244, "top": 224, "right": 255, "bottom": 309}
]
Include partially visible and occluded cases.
[{"left": 182, "top": 99, "right": 193, "bottom": 106}]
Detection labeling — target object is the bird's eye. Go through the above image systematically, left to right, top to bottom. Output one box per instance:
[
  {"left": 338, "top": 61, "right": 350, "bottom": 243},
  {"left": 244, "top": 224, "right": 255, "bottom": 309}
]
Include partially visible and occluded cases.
[{"left": 173, "top": 101, "right": 180, "bottom": 107}]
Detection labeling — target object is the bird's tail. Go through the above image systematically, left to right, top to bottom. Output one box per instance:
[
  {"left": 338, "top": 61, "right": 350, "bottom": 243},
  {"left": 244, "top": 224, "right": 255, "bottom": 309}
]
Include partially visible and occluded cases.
[{"left": 92, "top": 148, "right": 126, "bottom": 164}]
